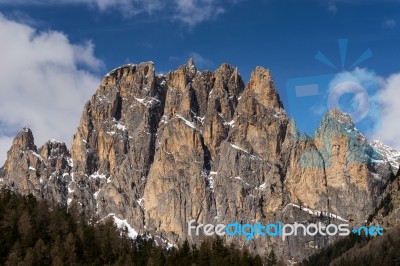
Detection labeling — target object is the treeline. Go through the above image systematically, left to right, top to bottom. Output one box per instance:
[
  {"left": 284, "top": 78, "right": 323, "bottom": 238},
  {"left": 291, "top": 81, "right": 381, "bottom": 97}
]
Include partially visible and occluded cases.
[
  {"left": 0, "top": 189, "right": 278, "bottom": 265},
  {"left": 301, "top": 225, "right": 400, "bottom": 266},
  {"left": 300, "top": 233, "right": 367, "bottom": 266}
]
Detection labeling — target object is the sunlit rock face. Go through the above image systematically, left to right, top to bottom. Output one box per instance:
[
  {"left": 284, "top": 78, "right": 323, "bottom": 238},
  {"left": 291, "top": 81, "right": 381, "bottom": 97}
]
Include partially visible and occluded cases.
[{"left": 1, "top": 60, "right": 397, "bottom": 263}]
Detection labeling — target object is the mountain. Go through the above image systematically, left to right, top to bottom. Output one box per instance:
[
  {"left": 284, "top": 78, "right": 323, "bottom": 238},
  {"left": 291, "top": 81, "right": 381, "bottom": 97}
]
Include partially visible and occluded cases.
[{"left": 0, "top": 60, "right": 398, "bottom": 263}]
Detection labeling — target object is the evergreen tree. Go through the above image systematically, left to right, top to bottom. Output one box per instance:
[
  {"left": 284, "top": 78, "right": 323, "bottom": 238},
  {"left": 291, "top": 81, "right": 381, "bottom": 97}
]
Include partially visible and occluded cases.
[
  {"left": 197, "top": 240, "right": 211, "bottom": 266},
  {"left": 266, "top": 249, "right": 277, "bottom": 266}
]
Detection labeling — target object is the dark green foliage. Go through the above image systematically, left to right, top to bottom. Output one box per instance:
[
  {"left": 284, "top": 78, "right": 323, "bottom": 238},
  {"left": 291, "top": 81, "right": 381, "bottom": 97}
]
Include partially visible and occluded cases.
[
  {"left": 367, "top": 170, "right": 400, "bottom": 223},
  {"left": 0, "top": 189, "right": 265, "bottom": 265},
  {"left": 0, "top": 189, "right": 136, "bottom": 265},
  {"left": 368, "top": 193, "right": 394, "bottom": 223},
  {"left": 381, "top": 194, "right": 394, "bottom": 216},
  {"left": 301, "top": 225, "right": 400, "bottom": 266},
  {"left": 301, "top": 233, "right": 366, "bottom": 266},
  {"left": 164, "top": 237, "right": 264, "bottom": 266},
  {"left": 266, "top": 250, "right": 277, "bottom": 265}
]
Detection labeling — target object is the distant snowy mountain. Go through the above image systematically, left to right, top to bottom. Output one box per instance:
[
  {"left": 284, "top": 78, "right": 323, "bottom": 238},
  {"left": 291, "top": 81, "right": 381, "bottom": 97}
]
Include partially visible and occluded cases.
[{"left": 371, "top": 140, "right": 400, "bottom": 172}]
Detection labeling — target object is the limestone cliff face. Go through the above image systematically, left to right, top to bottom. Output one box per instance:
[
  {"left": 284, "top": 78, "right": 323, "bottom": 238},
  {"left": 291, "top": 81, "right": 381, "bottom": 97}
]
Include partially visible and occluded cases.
[
  {"left": 0, "top": 60, "right": 397, "bottom": 263},
  {"left": 213, "top": 66, "right": 290, "bottom": 224},
  {"left": 285, "top": 110, "right": 392, "bottom": 223}
]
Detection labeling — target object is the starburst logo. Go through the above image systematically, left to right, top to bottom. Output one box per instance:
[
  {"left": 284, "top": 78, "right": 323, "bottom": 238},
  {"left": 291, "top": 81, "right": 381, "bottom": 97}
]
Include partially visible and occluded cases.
[{"left": 315, "top": 39, "right": 373, "bottom": 70}]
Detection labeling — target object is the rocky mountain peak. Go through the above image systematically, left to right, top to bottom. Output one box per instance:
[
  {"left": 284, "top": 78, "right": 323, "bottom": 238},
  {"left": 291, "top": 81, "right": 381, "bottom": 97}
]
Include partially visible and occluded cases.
[
  {"left": 1, "top": 61, "right": 398, "bottom": 264},
  {"left": 246, "top": 66, "right": 283, "bottom": 110},
  {"left": 315, "top": 108, "right": 358, "bottom": 139},
  {"left": 328, "top": 108, "right": 354, "bottom": 124},
  {"left": 12, "top": 127, "right": 36, "bottom": 152},
  {"left": 1, "top": 128, "right": 70, "bottom": 205},
  {"left": 38, "top": 140, "right": 71, "bottom": 169}
]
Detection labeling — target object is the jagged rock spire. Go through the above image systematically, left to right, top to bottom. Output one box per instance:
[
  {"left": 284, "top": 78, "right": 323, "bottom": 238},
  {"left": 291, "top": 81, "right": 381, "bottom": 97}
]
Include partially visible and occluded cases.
[
  {"left": 187, "top": 57, "right": 195, "bottom": 68},
  {"left": 187, "top": 57, "right": 197, "bottom": 74},
  {"left": 247, "top": 66, "right": 283, "bottom": 109},
  {"left": 12, "top": 127, "right": 36, "bottom": 152}
]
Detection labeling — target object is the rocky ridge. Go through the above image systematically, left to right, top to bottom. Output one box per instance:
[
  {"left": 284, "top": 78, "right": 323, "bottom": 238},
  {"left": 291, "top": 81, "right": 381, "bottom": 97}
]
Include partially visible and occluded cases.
[{"left": 0, "top": 60, "right": 398, "bottom": 263}]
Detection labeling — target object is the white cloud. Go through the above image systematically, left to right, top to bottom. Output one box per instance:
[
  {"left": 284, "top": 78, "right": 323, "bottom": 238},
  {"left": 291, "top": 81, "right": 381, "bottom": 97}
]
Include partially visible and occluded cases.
[
  {"left": 0, "top": 0, "right": 236, "bottom": 26},
  {"left": 0, "top": 0, "right": 163, "bottom": 16},
  {"left": 91, "top": 0, "right": 164, "bottom": 16},
  {"left": 174, "top": 0, "right": 225, "bottom": 26},
  {"left": 8, "top": 10, "right": 43, "bottom": 27},
  {"left": 0, "top": 13, "right": 103, "bottom": 165},
  {"left": 382, "top": 19, "right": 397, "bottom": 29},
  {"left": 372, "top": 73, "right": 400, "bottom": 150}
]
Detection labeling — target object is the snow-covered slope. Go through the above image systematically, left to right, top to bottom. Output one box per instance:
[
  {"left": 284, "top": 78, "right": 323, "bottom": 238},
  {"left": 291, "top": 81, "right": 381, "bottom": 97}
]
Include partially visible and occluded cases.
[{"left": 371, "top": 140, "right": 400, "bottom": 172}]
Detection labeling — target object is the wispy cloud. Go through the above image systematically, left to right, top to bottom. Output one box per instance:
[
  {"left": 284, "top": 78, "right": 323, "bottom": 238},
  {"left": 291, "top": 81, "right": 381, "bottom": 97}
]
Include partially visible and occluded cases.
[
  {"left": 0, "top": 0, "right": 238, "bottom": 26},
  {"left": 0, "top": 0, "right": 164, "bottom": 16},
  {"left": 174, "top": 0, "right": 225, "bottom": 26},
  {"left": 324, "top": 0, "right": 400, "bottom": 13},
  {"left": 327, "top": 0, "right": 400, "bottom": 3},
  {"left": 327, "top": 1, "right": 338, "bottom": 14},
  {"left": 8, "top": 10, "right": 43, "bottom": 26},
  {"left": 0, "top": 13, "right": 103, "bottom": 165},
  {"left": 382, "top": 18, "right": 397, "bottom": 29},
  {"left": 188, "top": 52, "right": 214, "bottom": 69},
  {"left": 310, "top": 104, "right": 327, "bottom": 117}
]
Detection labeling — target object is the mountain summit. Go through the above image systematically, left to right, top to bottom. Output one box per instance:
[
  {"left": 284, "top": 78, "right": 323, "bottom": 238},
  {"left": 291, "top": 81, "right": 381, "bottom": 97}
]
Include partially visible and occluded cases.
[{"left": 1, "top": 61, "right": 398, "bottom": 262}]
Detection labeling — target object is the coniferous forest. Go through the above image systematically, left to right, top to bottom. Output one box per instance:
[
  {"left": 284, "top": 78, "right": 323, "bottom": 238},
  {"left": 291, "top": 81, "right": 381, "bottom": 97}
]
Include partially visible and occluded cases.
[
  {"left": 4, "top": 187, "right": 400, "bottom": 266},
  {"left": 0, "top": 189, "right": 279, "bottom": 266},
  {"left": 301, "top": 225, "right": 400, "bottom": 266}
]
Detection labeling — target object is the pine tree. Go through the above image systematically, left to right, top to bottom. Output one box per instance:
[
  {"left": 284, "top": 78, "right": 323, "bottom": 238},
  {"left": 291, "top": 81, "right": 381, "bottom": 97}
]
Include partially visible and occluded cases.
[
  {"left": 18, "top": 210, "right": 32, "bottom": 245},
  {"left": 197, "top": 240, "right": 211, "bottom": 266},
  {"left": 266, "top": 249, "right": 277, "bottom": 266}
]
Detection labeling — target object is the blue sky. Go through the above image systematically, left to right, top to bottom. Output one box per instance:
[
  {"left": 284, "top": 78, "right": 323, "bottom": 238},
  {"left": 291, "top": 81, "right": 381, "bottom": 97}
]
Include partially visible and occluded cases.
[{"left": 1, "top": 0, "right": 400, "bottom": 163}]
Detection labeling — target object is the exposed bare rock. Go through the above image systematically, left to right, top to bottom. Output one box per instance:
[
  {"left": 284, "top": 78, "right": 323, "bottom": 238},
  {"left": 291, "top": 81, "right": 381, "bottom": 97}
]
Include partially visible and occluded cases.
[
  {"left": 1, "top": 60, "right": 398, "bottom": 263},
  {"left": 69, "top": 61, "right": 164, "bottom": 229},
  {"left": 214, "top": 66, "right": 289, "bottom": 223},
  {"left": 0, "top": 128, "right": 70, "bottom": 205},
  {"left": 370, "top": 168, "right": 400, "bottom": 228}
]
